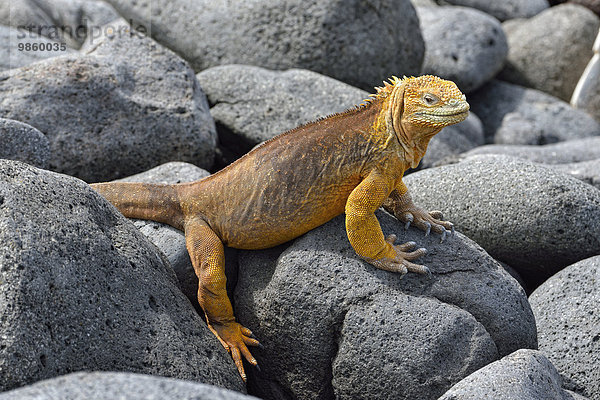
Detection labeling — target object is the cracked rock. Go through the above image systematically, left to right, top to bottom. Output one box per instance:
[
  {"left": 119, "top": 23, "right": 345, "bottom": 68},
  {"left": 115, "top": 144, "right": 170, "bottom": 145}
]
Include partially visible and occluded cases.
[
  {"left": 0, "top": 160, "right": 243, "bottom": 392},
  {"left": 234, "top": 210, "right": 535, "bottom": 399}
]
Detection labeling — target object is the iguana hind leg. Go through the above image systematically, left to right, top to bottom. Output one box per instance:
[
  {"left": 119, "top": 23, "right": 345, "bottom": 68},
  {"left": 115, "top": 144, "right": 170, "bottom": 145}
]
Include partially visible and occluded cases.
[{"left": 184, "top": 217, "right": 259, "bottom": 381}]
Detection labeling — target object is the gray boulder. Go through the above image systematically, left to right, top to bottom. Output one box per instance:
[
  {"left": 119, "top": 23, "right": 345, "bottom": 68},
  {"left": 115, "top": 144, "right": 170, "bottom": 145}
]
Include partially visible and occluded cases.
[
  {"left": 0, "top": 0, "right": 119, "bottom": 49},
  {"left": 105, "top": 0, "right": 424, "bottom": 90},
  {"left": 438, "top": 0, "right": 549, "bottom": 21},
  {"left": 571, "top": 0, "right": 600, "bottom": 16},
  {"left": 499, "top": 4, "right": 600, "bottom": 101},
  {"left": 416, "top": 6, "right": 508, "bottom": 93},
  {"left": 0, "top": 19, "right": 216, "bottom": 182},
  {"left": 0, "top": 25, "right": 75, "bottom": 71},
  {"left": 197, "top": 65, "right": 368, "bottom": 163},
  {"left": 469, "top": 80, "right": 600, "bottom": 144},
  {"left": 420, "top": 113, "right": 484, "bottom": 169},
  {"left": 0, "top": 118, "right": 50, "bottom": 168},
  {"left": 460, "top": 137, "right": 600, "bottom": 164},
  {"left": 403, "top": 154, "right": 600, "bottom": 285},
  {"left": 0, "top": 160, "right": 243, "bottom": 392},
  {"left": 550, "top": 160, "right": 600, "bottom": 190},
  {"left": 235, "top": 211, "right": 536, "bottom": 399},
  {"left": 529, "top": 256, "right": 600, "bottom": 399},
  {"left": 438, "top": 349, "right": 583, "bottom": 400},
  {"left": 0, "top": 372, "right": 257, "bottom": 400}
]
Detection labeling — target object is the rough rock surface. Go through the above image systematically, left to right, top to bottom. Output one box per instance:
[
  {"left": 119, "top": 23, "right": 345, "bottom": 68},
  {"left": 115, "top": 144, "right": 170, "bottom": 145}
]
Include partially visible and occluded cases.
[
  {"left": 0, "top": 0, "right": 119, "bottom": 49},
  {"left": 105, "top": 0, "right": 424, "bottom": 90},
  {"left": 438, "top": 0, "right": 549, "bottom": 21},
  {"left": 499, "top": 4, "right": 600, "bottom": 101},
  {"left": 416, "top": 6, "right": 508, "bottom": 93},
  {"left": 0, "top": 20, "right": 216, "bottom": 182},
  {"left": 0, "top": 26, "right": 75, "bottom": 71},
  {"left": 197, "top": 65, "right": 367, "bottom": 163},
  {"left": 469, "top": 80, "right": 600, "bottom": 144},
  {"left": 420, "top": 113, "right": 484, "bottom": 169},
  {"left": 0, "top": 118, "right": 50, "bottom": 168},
  {"left": 460, "top": 137, "right": 600, "bottom": 164},
  {"left": 403, "top": 154, "right": 600, "bottom": 285},
  {"left": 0, "top": 160, "right": 243, "bottom": 392},
  {"left": 550, "top": 160, "right": 600, "bottom": 190},
  {"left": 115, "top": 162, "right": 212, "bottom": 306},
  {"left": 235, "top": 211, "right": 536, "bottom": 399},
  {"left": 529, "top": 256, "right": 600, "bottom": 399},
  {"left": 438, "top": 349, "right": 583, "bottom": 400},
  {"left": 0, "top": 372, "right": 257, "bottom": 400}
]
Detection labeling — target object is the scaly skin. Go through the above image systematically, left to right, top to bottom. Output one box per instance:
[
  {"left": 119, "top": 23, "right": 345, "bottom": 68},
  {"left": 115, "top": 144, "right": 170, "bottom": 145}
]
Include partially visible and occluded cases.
[{"left": 91, "top": 75, "right": 469, "bottom": 381}]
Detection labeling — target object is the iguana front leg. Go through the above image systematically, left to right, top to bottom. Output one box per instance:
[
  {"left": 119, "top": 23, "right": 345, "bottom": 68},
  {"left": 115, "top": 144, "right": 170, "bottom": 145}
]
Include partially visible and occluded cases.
[
  {"left": 345, "top": 171, "right": 428, "bottom": 276},
  {"left": 382, "top": 181, "right": 454, "bottom": 242},
  {"left": 184, "top": 217, "right": 259, "bottom": 381}
]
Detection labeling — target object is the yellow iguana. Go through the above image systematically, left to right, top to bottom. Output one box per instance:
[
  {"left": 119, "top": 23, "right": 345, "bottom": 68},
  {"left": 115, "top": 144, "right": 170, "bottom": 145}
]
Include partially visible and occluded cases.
[{"left": 91, "top": 75, "right": 469, "bottom": 381}]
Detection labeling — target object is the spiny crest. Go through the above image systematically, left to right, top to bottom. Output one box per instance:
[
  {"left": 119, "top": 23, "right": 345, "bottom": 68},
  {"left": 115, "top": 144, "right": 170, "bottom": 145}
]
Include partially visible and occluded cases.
[
  {"left": 360, "top": 74, "right": 464, "bottom": 106},
  {"left": 360, "top": 75, "right": 407, "bottom": 106}
]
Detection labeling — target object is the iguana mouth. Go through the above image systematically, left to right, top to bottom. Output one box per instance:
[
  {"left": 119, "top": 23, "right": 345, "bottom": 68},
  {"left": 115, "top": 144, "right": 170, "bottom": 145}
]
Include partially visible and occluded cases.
[{"left": 415, "top": 104, "right": 470, "bottom": 124}]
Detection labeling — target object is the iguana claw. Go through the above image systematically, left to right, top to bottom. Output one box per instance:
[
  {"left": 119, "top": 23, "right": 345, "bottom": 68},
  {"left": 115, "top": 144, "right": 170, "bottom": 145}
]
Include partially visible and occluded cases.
[
  {"left": 394, "top": 207, "right": 453, "bottom": 240},
  {"left": 402, "top": 213, "right": 413, "bottom": 230},
  {"left": 440, "top": 229, "right": 447, "bottom": 243},
  {"left": 362, "top": 234, "right": 429, "bottom": 276},
  {"left": 208, "top": 321, "right": 260, "bottom": 382}
]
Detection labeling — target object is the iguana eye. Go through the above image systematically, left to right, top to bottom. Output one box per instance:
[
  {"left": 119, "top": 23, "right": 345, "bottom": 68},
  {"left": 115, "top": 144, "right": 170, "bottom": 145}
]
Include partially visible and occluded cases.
[{"left": 422, "top": 93, "right": 439, "bottom": 106}]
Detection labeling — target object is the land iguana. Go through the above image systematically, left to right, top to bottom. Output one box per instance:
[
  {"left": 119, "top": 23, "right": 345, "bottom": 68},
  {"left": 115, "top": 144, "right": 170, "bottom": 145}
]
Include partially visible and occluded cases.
[{"left": 91, "top": 75, "right": 470, "bottom": 381}]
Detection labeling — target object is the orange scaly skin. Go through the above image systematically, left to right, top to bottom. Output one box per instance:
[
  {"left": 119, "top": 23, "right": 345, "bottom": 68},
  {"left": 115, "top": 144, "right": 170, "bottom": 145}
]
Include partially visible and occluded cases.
[{"left": 90, "top": 75, "right": 469, "bottom": 381}]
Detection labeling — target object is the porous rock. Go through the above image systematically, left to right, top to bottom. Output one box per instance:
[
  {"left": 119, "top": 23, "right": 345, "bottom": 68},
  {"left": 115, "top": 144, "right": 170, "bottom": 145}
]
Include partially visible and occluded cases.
[
  {"left": 0, "top": 0, "right": 119, "bottom": 49},
  {"left": 105, "top": 0, "right": 424, "bottom": 89},
  {"left": 438, "top": 0, "right": 549, "bottom": 21},
  {"left": 499, "top": 4, "right": 600, "bottom": 101},
  {"left": 416, "top": 5, "right": 508, "bottom": 93},
  {"left": 0, "top": 19, "right": 216, "bottom": 182},
  {"left": 0, "top": 25, "right": 75, "bottom": 71},
  {"left": 197, "top": 65, "right": 368, "bottom": 163},
  {"left": 469, "top": 80, "right": 600, "bottom": 144},
  {"left": 0, "top": 118, "right": 50, "bottom": 168},
  {"left": 460, "top": 137, "right": 600, "bottom": 164},
  {"left": 404, "top": 154, "right": 600, "bottom": 285},
  {"left": 550, "top": 159, "right": 600, "bottom": 190},
  {"left": 0, "top": 160, "right": 243, "bottom": 392},
  {"left": 235, "top": 210, "right": 536, "bottom": 399},
  {"left": 529, "top": 256, "right": 600, "bottom": 399},
  {"left": 438, "top": 349, "right": 581, "bottom": 400},
  {"left": 0, "top": 372, "right": 257, "bottom": 400}
]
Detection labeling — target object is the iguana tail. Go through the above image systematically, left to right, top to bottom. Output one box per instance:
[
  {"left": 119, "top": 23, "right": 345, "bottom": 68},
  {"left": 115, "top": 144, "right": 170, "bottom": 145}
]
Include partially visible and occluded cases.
[{"left": 90, "top": 182, "right": 185, "bottom": 230}]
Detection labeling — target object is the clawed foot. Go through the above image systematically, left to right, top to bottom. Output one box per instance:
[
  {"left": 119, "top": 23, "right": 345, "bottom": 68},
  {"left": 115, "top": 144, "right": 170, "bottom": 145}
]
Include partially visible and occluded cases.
[
  {"left": 398, "top": 208, "right": 454, "bottom": 243},
  {"left": 363, "top": 234, "right": 430, "bottom": 277},
  {"left": 208, "top": 321, "right": 261, "bottom": 381}
]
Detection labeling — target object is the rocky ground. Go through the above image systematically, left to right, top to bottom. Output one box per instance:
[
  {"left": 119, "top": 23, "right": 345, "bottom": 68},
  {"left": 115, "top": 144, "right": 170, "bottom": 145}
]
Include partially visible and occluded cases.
[{"left": 0, "top": 0, "right": 599, "bottom": 399}]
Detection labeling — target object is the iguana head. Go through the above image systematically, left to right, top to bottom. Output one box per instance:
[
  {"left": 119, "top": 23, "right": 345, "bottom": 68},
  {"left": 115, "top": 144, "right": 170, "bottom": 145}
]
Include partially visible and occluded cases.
[{"left": 372, "top": 75, "right": 470, "bottom": 168}]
